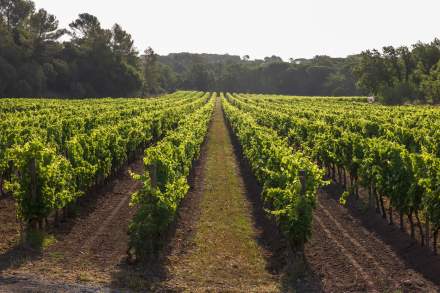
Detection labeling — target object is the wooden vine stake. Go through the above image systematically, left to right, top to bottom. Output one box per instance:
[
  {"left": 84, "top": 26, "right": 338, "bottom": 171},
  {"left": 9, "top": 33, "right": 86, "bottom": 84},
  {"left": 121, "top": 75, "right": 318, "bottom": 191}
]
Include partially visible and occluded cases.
[
  {"left": 22, "top": 158, "right": 37, "bottom": 245},
  {"left": 30, "top": 158, "right": 37, "bottom": 231},
  {"left": 30, "top": 158, "right": 37, "bottom": 216},
  {"left": 149, "top": 162, "right": 158, "bottom": 189},
  {"left": 291, "top": 169, "right": 307, "bottom": 278},
  {"left": 299, "top": 169, "right": 307, "bottom": 251},
  {"left": 299, "top": 170, "right": 307, "bottom": 198},
  {"left": 425, "top": 217, "right": 430, "bottom": 250}
]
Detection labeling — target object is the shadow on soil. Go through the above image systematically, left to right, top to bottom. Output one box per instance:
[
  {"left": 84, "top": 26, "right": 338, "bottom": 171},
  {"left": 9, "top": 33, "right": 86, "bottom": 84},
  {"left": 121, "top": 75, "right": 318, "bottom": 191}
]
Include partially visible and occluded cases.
[
  {"left": 107, "top": 105, "right": 325, "bottom": 292},
  {"left": 225, "top": 111, "right": 324, "bottom": 293},
  {"left": 109, "top": 123, "right": 210, "bottom": 292},
  {"left": 0, "top": 156, "right": 141, "bottom": 275},
  {"left": 325, "top": 182, "right": 440, "bottom": 287},
  {"left": 0, "top": 194, "right": 45, "bottom": 273},
  {"left": 0, "top": 244, "right": 42, "bottom": 274}
]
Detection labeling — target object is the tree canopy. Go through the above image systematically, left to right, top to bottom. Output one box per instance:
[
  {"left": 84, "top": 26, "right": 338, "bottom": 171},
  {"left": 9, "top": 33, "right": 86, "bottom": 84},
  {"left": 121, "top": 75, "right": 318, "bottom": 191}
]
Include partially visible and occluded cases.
[
  {"left": 2, "top": 0, "right": 440, "bottom": 104},
  {"left": 0, "top": 1, "right": 144, "bottom": 98},
  {"left": 354, "top": 39, "right": 440, "bottom": 104},
  {"left": 155, "top": 53, "right": 364, "bottom": 96}
]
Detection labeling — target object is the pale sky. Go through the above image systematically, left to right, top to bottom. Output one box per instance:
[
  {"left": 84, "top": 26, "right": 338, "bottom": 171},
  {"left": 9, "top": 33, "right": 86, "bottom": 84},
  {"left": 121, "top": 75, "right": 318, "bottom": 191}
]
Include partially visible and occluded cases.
[{"left": 34, "top": 0, "right": 440, "bottom": 60}]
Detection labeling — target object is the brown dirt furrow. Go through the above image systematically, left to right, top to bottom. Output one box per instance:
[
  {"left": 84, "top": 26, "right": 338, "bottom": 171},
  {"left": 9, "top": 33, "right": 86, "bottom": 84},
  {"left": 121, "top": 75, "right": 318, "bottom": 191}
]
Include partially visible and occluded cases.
[
  {"left": 0, "top": 159, "right": 144, "bottom": 289},
  {"left": 51, "top": 160, "right": 142, "bottom": 271},
  {"left": 305, "top": 188, "right": 439, "bottom": 293},
  {"left": 322, "top": 191, "right": 438, "bottom": 291},
  {"left": 79, "top": 193, "right": 131, "bottom": 256},
  {"left": 0, "top": 197, "right": 20, "bottom": 254},
  {"left": 317, "top": 202, "right": 388, "bottom": 277},
  {"left": 314, "top": 203, "right": 392, "bottom": 290},
  {"left": 307, "top": 215, "right": 367, "bottom": 292},
  {"left": 313, "top": 215, "right": 379, "bottom": 292}
]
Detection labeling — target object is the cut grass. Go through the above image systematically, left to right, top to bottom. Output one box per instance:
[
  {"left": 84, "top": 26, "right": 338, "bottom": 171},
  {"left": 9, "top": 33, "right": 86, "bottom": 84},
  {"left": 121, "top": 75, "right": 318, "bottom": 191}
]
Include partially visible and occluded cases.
[{"left": 166, "top": 97, "right": 280, "bottom": 292}]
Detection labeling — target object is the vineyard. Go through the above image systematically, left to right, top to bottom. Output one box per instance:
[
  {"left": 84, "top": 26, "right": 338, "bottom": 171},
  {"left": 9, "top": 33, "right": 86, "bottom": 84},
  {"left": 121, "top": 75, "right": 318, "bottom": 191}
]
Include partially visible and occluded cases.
[
  {"left": 0, "top": 92, "right": 439, "bottom": 292},
  {"left": 0, "top": 92, "right": 209, "bottom": 230},
  {"left": 225, "top": 93, "right": 440, "bottom": 253}
]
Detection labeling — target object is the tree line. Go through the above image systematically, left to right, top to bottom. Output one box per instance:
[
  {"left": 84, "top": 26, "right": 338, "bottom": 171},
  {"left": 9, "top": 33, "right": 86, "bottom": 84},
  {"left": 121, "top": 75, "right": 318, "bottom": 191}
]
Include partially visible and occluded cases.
[
  {"left": 0, "top": 0, "right": 158, "bottom": 98},
  {"left": 2, "top": 0, "right": 440, "bottom": 103},
  {"left": 157, "top": 39, "right": 440, "bottom": 105},
  {"left": 355, "top": 39, "right": 440, "bottom": 104},
  {"left": 156, "top": 53, "right": 363, "bottom": 97}
]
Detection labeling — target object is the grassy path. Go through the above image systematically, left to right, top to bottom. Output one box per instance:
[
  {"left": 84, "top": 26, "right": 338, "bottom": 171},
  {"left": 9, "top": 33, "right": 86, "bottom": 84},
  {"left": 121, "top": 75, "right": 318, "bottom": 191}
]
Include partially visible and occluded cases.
[{"left": 164, "top": 97, "right": 280, "bottom": 292}]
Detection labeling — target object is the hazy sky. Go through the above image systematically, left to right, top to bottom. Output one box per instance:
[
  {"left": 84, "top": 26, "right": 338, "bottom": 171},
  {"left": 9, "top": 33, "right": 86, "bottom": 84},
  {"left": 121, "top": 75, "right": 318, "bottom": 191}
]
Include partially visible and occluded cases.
[{"left": 34, "top": 0, "right": 440, "bottom": 60}]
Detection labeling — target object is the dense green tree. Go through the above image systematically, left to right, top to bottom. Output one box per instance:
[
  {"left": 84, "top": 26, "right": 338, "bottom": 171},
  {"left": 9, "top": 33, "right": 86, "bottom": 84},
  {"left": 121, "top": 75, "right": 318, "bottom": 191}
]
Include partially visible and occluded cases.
[
  {"left": 0, "top": 1, "right": 143, "bottom": 98},
  {"left": 354, "top": 39, "right": 440, "bottom": 104},
  {"left": 142, "top": 47, "right": 162, "bottom": 95},
  {"left": 354, "top": 49, "right": 392, "bottom": 96},
  {"left": 158, "top": 53, "right": 363, "bottom": 96},
  {"left": 421, "top": 60, "right": 440, "bottom": 103},
  {"left": 185, "top": 63, "right": 215, "bottom": 91},
  {"left": 157, "top": 64, "right": 178, "bottom": 92}
]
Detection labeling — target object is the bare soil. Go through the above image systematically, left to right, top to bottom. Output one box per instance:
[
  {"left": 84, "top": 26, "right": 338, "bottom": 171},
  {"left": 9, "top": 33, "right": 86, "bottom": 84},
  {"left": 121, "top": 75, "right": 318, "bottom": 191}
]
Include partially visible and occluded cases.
[
  {"left": 0, "top": 159, "right": 143, "bottom": 292},
  {"left": 304, "top": 184, "right": 440, "bottom": 292},
  {"left": 0, "top": 196, "right": 20, "bottom": 253}
]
